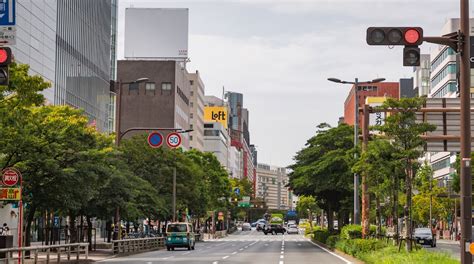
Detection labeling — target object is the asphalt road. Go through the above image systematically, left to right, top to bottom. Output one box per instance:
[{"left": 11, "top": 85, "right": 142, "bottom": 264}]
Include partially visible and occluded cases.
[
  {"left": 99, "top": 229, "right": 351, "bottom": 264},
  {"left": 425, "top": 239, "right": 461, "bottom": 261}
]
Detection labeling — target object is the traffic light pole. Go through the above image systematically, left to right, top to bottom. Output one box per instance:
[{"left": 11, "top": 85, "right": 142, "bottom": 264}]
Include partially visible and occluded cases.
[
  {"left": 459, "top": 0, "right": 471, "bottom": 262},
  {"left": 354, "top": 78, "right": 361, "bottom": 226}
]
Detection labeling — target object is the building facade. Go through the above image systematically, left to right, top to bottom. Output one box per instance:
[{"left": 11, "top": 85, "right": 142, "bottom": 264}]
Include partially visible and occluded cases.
[
  {"left": 55, "top": 0, "right": 116, "bottom": 132},
  {"left": 413, "top": 54, "right": 431, "bottom": 97},
  {"left": 116, "top": 60, "right": 191, "bottom": 148},
  {"left": 188, "top": 71, "right": 205, "bottom": 151},
  {"left": 343, "top": 82, "right": 399, "bottom": 126},
  {"left": 203, "top": 121, "right": 229, "bottom": 168},
  {"left": 256, "top": 163, "right": 290, "bottom": 210}
]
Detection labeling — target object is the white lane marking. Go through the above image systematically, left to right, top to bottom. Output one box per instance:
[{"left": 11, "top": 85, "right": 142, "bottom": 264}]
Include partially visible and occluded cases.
[
  {"left": 308, "top": 240, "right": 352, "bottom": 264},
  {"left": 298, "top": 243, "right": 302, "bottom": 246},
  {"left": 265, "top": 244, "right": 269, "bottom": 246},
  {"left": 239, "top": 248, "right": 244, "bottom": 251},
  {"left": 182, "top": 251, "right": 191, "bottom": 255},
  {"left": 232, "top": 251, "right": 237, "bottom": 255},
  {"left": 281, "top": 251, "right": 284, "bottom": 254},
  {"left": 280, "top": 255, "right": 284, "bottom": 259},
  {"left": 162, "top": 256, "right": 174, "bottom": 260},
  {"left": 222, "top": 256, "right": 229, "bottom": 259},
  {"left": 279, "top": 261, "right": 284, "bottom": 264},
  {"left": 147, "top": 262, "right": 152, "bottom": 264},
  {"left": 213, "top": 262, "right": 218, "bottom": 264}
]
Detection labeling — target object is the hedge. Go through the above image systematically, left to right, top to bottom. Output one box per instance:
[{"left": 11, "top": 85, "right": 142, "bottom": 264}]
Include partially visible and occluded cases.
[
  {"left": 340, "top": 224, "right": 386, "bottom": 239},
  {"left": 313, "top": 229, "right": 330, "bottom": 244},
  {"left": 325, "top": 235, "right": 339, "bottom": 249},
  {"left": 335, "top": 238, "right": 387, "bottom": 258}
]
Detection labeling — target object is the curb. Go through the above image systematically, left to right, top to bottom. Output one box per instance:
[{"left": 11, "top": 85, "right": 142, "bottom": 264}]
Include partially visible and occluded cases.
[{"left": 310, "top": 239, "right": 365, "bottom": 264}]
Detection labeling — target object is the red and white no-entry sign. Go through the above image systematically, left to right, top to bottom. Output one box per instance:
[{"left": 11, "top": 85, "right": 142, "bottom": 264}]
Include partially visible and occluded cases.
[
  {"left": 166, "top": 132, "right": 182, "bottom": 148},
  {"left": 2, "top": 168, "right": 20, "bottom": 186}
]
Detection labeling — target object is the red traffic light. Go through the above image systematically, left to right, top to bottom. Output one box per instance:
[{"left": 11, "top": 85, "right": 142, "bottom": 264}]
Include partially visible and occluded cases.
[
  {"left": 404, "top": 29, "right": 420, "bottom": 44},
  {"left": 0, "top": 47, "right": 11, "bottom": 66}
]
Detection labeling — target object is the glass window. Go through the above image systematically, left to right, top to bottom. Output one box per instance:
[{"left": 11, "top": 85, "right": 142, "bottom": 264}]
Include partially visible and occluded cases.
[
  {"left": 190, "top": 80, "right": 194, "bottom": 85},
  {"left": 145, "top": 82, "right": 155, "bottom": 91},
  {"left": 162, "top": 82, "right": 172, "bottom": 91},
  {"left": 190, "top": 102, "right": 194, "bottom": 108},
  {"left": 272, "top": 178, "right": 276, "bottom": 184}
]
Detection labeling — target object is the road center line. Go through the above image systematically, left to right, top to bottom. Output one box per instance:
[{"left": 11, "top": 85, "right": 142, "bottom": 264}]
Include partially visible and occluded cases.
[
  {"left": 239, "top": 248, "right": 244, "bottom": 251},
  {"left": 232, "top": 251, "right": 237, "bottom": 255},
  {"left": 280, "top": 255, "right": 284, "bottom": 259},
  {"left": 222, "top": 256, "right": 229, "bottom": 259},
  {"left": 279, "top": 261, "right": 284, "bottom": 264},
  {"left": 213, "top": 262, "right": 218, "bottom": 264}
]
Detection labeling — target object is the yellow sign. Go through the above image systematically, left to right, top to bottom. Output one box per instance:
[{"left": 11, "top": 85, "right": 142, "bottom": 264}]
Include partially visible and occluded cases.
[
  {"left": 204, "top": 107, "right": 228, "bottom": 128},
  {"left": 0, "top": 188, "right": 21, "bottom": 200},
  {"left": 470, "top": 242, "right": 474, "bottom": 255}
]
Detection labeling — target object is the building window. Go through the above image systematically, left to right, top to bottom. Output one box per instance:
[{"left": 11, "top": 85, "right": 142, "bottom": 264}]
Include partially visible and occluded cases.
[
  {"left": 190, "top": 80, "right": 194, "bottom": 85},
  {"left": 145, "top": 82, "right": 155, "bottom": 92},
  {"left": 162, "top": 82, "right": 172, "bottom": 91},
  {"left": 190, "top": 102, "right": 194, "bottom": 108},
  {"left": 190, "top": 113, "right": 193, "bottom": 118},
  {"left": 190, "top": 124, "right": 193, "bottom": 129},
  {"left": 204, "top": 124, "right": 214, "bottom": 128},
  {"left": 190, "top": 135, "right": 193, "bottom": 141},
  {"left": 272, "top": 178, "right": 276, "bottom": 184}
]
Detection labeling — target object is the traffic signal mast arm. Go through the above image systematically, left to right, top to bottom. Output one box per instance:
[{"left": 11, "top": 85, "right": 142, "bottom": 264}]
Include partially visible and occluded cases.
[{"left": 423, "top": 31, "right": 461, "bottom": 52}]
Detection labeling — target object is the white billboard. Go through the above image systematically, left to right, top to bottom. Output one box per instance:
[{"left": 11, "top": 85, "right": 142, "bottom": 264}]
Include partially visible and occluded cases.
[{"left": 125, "top": 8, "right": 188, "bottom": 59}]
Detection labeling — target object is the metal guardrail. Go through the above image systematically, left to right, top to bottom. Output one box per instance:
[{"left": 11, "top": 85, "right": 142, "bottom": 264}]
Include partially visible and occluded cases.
[
  {"left": 112, "top": 237, "right": 165, "bottom": 255},
  {"left": 0, "top": 242, "right": 89, "bottom": 263}
]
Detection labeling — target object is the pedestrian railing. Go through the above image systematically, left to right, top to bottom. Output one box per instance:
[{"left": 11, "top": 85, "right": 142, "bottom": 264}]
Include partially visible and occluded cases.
[
  {"left": 112, "top": 237, "right": 165, "bottom": 255},
  {"left": 0, "top": 242, "right": 89, "bottom": 264}
]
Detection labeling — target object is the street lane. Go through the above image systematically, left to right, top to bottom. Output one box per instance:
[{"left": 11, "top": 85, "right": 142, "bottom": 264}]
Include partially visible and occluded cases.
[{"left": 99, "top": 228, "right": 351, "bottom": 264}]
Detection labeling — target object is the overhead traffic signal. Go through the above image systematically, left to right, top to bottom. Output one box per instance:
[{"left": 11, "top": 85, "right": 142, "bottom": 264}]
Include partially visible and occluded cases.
[
  {"left": 366, "top": 27, "right": 423, "bottom": 66},
  {"left": 366, "top": 27, "right": 423, "bottom": 45},
  {"left": 0, "top": 47, "right": 12, "bottom": 86}
]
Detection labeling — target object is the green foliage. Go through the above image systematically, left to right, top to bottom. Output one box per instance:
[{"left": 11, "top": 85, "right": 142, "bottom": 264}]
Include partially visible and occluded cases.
[
  {"left": 289, "top": 123, "right": 354, "bottom": 228},
  {"left": 295, "top": 195, "right": 318, "bottom": 219},
  {"left": 340, "top": 224, "right": 362, "bottom": 239},
  {"left": 313, "top": 229, "right": 330, "bottom": 243},
  {"left": 325, "top": 235, "right": 339, "bottom": 249},
  {"left": 335, "top": 238, "right": 387, "bottom": 258},
  {"left": 357, "top": 245, "right": 458, "bottom": 264}
]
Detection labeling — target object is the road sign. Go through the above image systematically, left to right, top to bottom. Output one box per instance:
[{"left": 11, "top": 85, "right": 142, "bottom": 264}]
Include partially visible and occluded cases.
[
  {"left": 0, "top": 0, "right": 15, "bottom": 26},
  {"left": 0, "top": 26, "right": 14, "bottom": 45},
  {"left": 147, "top": 132, "right": 164, "bottom": 148},
  {"left": 166, "top": 132, "right": 182, "bottom": 148},
  {"left": 2, "top": 167, "right": 19, "bottom": 186},
  {"left": 0, "top": 187, "right": 20, "bottom": 200},
  {"left": 233, "top": 187, "right": 240, "bottom": 196}
]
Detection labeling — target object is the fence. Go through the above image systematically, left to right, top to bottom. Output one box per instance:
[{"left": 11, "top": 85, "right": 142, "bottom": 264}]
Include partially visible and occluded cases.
[
  {"left": 112, "top": 237, "right": 164, "bottom": 255},
  {"left": 0, "top": 243, "right": 89, "bottom": 263}
]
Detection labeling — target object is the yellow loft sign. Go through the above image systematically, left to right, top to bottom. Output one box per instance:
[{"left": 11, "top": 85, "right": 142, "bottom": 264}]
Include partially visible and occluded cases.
[{"left": 204, "top": 107, "right": 228, "bottom": 128}]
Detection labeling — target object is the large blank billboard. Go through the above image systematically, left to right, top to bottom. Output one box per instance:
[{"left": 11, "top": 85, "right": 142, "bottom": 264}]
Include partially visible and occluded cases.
[{"left": 125, "top": 8, "right": 188, "bottom": 59}]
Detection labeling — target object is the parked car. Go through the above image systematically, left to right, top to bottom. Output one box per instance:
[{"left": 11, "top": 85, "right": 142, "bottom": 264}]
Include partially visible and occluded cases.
[
  {"left": 256, "top": 220, "right": 267, "bottom": 231},
  {"left": 165, "top": 222, "right": 196, "bottom": 251},
  {"left": 242, "top": 223, "right": 251, "bottom": 231},
  {"left": 263, "top": 224, "right": 286, "bottom": 235},
  {"left": 286, "top": 224, "right": 299, "bottom": 234},
  {"left": 413, "top": 227, "right": 436, "bottom": 247}
]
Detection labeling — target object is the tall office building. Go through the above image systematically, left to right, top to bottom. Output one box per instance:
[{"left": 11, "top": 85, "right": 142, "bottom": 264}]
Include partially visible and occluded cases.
[
  {"left": 12, "top": 0, "right": 117, "bottom": 132},
  {"left": 13, "top": 0, "right": 57, "bottom": 104},
  {"left": 55, "top": 0, "right": 116, "bottom": 133},
  {"left": 188, "top": 71, "right": 205, "bottom": 151},
  {"left": 256, "top": 163, "right": 290, "bottom": 210}
]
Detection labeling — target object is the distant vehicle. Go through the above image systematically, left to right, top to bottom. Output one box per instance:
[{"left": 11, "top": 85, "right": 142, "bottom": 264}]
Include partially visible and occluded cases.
[
  {"left": 252, "top": 219, "right": 265, "bottom": 227},
  {"left": 256, "top": 219, "right": 267, "bottom": 231},
  {"left": 287, "top": 220, "right": 297, "bottom": 226},
  {"left": 165, "top": 222, "right": 195, "bottom": 251},
  {"left": 242, "top": 223, "right": 251, "bottom": 231},
  {"left": 264, "top": 224, "right": 286, "bottom": 235},
  {"left": 286, "top": 224, "right": 299, "bottom": 234},
  {"left": 413, "top": 228, "right": 436, "bottom": 247}
]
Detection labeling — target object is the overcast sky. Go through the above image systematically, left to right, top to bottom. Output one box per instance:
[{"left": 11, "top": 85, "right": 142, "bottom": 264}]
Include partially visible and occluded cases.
[{"left": 118, "top": 0, "right": 461, "bottom": 167}]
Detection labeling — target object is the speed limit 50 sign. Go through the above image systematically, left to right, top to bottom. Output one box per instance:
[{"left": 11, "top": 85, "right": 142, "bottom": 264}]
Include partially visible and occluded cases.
[{"left": 166, "top": 132, "right": 182, "bottom": 148}]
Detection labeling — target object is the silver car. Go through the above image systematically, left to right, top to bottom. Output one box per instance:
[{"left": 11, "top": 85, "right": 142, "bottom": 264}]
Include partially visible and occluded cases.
[
  {"left": 242, "top": 223, "right": 251, "bottom": 231},
  {"left": 286, "top": 224, "right": 299, "bottom": 234}
]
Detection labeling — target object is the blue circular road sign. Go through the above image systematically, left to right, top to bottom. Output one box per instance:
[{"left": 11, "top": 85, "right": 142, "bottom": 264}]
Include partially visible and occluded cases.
[{"left": 148, "top": 132, "right": 164, "bottom": 148}]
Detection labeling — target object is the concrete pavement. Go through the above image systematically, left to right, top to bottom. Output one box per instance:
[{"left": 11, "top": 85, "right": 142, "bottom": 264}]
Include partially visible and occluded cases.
[{"left": 97, "top": 228, "right": 352, "bottom": 264}]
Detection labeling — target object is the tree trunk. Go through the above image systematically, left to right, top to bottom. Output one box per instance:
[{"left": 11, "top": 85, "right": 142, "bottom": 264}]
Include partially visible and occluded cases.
[
  {"left": 405, "top": 160, "right": 413, "bottom": 252},
  {"left": 362, "top": 172, "right": 370, "bottom": 238},
  {"left": 376, "top": 195, "right": 382, "bottom": 238},
  {"left": 24, "top": 203, "right": 37, "bottom": 257},
  {"left": 327, "top": 205, "right": 334, "bottom": 231},
  {"left": 86, "top": 216, "right": 93, "bottom": 251}
]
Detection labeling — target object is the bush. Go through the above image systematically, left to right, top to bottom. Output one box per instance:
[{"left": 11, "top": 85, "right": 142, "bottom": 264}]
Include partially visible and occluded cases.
[
  {"left": 340, "top": 224, "right": 362, "bottom": 239},
  {"left": 369, "top": 225, "right": 387, "bottom": 237},
  {"left": 313, "top": 229, "right": 330, "bottom": 244},
  {"left": 326, "top": 235, "right": 339, "bottom": 249},
  {"left": 335, "top": 238, "right": 387, "bottom": 258},
  {"left": 358, "top": 245, "right": 458, "bottom": 264}
]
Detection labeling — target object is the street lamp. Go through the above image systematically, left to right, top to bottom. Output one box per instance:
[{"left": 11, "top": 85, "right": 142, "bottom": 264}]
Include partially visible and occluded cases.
[{"left": 327, "top": 77, "right": 385, "bottom": 226}]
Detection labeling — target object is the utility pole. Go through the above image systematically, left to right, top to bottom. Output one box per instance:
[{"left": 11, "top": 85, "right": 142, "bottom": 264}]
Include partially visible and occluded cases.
[
  {"left": 459, "top": 1, "right": 472, "bottom": 262},
  {"left": 353, "top": 78, "right": 361, "bottom": 226},
  {"left": 173, "top": 167, "right": 177, "bottom": 222}
]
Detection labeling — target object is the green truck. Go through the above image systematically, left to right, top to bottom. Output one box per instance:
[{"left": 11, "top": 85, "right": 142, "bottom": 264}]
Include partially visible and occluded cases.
[{"left": 263, "top": 213, "right": 286, "bottom": 235}]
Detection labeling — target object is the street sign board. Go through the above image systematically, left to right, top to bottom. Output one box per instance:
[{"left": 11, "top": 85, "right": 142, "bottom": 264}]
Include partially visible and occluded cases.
[
  {"left": 0, "top": 0, "right": 15, "bottom": 26},
  {"left": 0, "top": 26, "right": 15, "bottom": 45},
  {"left": 147, "top": 132, "right": 164, "bottom": 148},
  {"left": 166, "top": 132, "right": 182, "bottom": 148},
  {"left": 2, "top": 167, "right": 19, "bottom": 186},
  {"left": 0, "top": 187, "right": 20, "bottom": 200}
]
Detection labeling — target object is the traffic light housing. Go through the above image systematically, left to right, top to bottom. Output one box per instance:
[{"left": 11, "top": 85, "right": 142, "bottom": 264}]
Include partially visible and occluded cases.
[
  {"left": 366, "top": 27, "right": 423, "bottom": 46},
  {"left": 367, "top": 27, "right": 423, "bottom": 66},
  {"left": 0, "top": 47, "right": 12, "bottom": 86}
]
